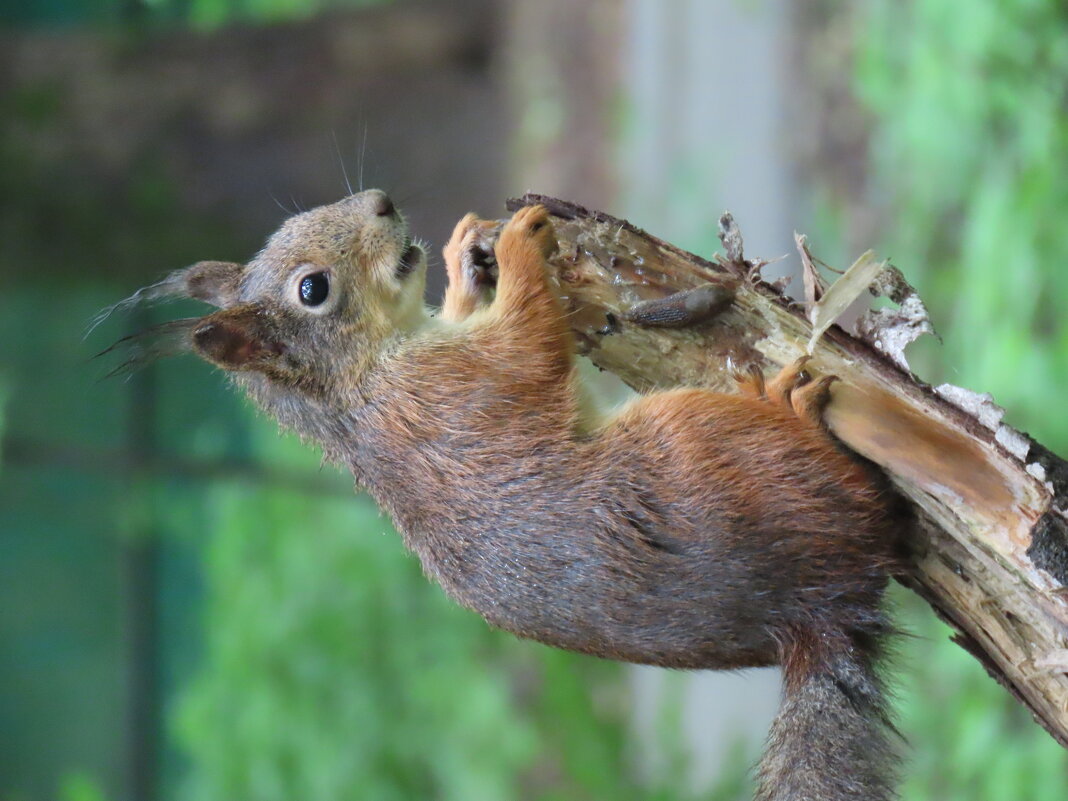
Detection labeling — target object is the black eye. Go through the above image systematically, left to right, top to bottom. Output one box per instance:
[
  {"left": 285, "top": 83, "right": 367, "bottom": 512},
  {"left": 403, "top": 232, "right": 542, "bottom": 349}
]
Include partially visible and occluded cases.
[{"left": 299, "top": 273, "right": 330, "bottom": 306}]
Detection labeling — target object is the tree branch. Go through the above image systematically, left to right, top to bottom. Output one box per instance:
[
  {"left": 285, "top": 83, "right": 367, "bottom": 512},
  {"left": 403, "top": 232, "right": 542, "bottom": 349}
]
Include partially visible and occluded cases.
[{"left": 501, "top": 194, "right": 1068, "bottom": 746}]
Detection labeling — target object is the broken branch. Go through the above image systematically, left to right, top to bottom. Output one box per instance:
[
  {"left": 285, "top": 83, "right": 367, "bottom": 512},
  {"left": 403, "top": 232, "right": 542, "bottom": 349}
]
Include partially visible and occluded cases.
[{"left": 500, "top": 194, "right": 1068, "bottom": 746}]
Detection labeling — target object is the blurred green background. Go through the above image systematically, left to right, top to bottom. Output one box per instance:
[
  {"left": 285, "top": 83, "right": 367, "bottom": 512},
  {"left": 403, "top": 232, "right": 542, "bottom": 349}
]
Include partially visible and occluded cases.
[{"left": 1, "top": 1, "right": 1066, "bottom": 800}]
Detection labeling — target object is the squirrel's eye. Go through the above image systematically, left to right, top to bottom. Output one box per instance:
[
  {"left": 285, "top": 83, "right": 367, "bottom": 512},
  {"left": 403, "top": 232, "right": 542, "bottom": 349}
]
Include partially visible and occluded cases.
[{"left": 299, "top": 273, "right": 330, "bottom": 307}]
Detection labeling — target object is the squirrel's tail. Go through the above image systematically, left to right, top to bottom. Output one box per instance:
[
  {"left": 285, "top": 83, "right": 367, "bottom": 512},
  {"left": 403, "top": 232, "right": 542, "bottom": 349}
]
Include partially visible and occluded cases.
[{"left": 755, "top": 626, "right": 897, "bottom": 801}]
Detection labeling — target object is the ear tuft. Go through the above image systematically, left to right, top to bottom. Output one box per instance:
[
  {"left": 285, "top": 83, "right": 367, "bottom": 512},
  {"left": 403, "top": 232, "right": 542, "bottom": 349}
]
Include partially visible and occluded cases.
[
  {"left": 87, "top": 261, "right": 246, "bottom": 343},
  {"left": 184, "top": 261, "right": 244, "bottom": 307}
]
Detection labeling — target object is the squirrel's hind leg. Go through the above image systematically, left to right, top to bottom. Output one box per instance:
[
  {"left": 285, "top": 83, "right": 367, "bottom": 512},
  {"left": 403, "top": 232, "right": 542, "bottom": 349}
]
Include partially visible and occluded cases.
[
  {"left": 753, "top": 357, "right": 838, "bottom": 427},
  {"left": 790, "top": 375, "right": 836, "bottom": 426}
]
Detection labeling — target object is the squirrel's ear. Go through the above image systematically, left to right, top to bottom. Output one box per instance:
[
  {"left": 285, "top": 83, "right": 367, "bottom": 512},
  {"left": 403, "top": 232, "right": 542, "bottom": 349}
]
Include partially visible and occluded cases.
[
  {"left": 183, "top": 261, "right": 244, "bottom": 307},
  {"left": 192, "top": 305, "right": 284, "bottom": 371}
]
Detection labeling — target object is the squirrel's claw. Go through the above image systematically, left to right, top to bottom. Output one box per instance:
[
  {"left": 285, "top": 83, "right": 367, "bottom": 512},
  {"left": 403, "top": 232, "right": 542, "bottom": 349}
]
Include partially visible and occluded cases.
[
  {"left": 500, "top": 204, "right": 557, "bottom": 260},
  {"left": 442, "top": 213, "right": 501, "bottom": 322},
  {"left": 444, "top": 213, "right": 500, "bottom": 290},
  {"left": 766, "top": 355, "right": 812, "bottom": 407},
  {"left": 740, "top": 357, "right": 837, "bottom": 427},
  {"left": 733, "top": 364, "right": 767, "bottom": 400},
  {"left": 790, "top": 374, "right": 837, "bottom": 427}
]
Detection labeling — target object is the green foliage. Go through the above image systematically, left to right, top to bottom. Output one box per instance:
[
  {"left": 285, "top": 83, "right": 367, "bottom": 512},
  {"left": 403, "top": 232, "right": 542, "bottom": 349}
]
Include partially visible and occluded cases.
[
  {"left": 0, "top": 0, "right": 390, "bottom": 28},
  {"left": 182, "top": 0, "right": 388, "bottom": 30},
  {"left": 856, "top": 0, "right": 1068, "bottom": 454},
  {"left": 848, "top": 1, "right": 1068, "bottom": 797},
  {"left": 0, "top": 379, "right": 6, "bottom": 469},
  {"left": 172, "top": 425, "right": 662, "bottom": 801},
  {"left": 175, "top": 470, "right": 535, "bottom": 800},
  {"left": 892, "top": 590, "right": 1068, "bottom": 801},
  {"left": 57, "top": 773, "right": 110, "bottom": 801}
]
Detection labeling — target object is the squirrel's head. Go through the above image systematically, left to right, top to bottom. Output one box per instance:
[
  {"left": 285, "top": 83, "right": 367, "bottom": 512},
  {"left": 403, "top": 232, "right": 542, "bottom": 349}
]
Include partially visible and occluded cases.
[{"left": 100, "top": 189, "right": 428, "bottom": 405}]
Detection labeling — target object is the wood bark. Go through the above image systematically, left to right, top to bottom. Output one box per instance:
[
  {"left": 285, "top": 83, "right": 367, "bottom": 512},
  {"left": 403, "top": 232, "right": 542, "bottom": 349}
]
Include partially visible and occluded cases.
[{"left": 500, "top": 194, "right": 1068, "bottom": 746}]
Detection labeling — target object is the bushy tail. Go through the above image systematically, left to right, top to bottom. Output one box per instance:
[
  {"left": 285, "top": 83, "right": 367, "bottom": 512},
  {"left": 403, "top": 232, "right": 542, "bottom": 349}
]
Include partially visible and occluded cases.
[{"left": 755, "top": 628, "right": 897, "bottom": 801}]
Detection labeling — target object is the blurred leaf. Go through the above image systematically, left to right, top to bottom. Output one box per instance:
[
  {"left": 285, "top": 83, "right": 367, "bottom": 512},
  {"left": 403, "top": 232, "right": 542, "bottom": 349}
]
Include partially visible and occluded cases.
[{"left": 57, "top": 773, "right": 109, "bottom": 801}]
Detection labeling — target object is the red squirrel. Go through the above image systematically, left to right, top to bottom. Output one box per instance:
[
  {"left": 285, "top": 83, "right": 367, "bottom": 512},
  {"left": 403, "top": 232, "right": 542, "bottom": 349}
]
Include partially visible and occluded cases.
[{"left": 109, "top": 190, "right": 901, "bottom": 800}]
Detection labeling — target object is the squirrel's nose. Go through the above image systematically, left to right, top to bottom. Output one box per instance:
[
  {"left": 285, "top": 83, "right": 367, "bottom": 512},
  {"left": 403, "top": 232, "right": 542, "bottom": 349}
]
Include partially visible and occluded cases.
[
  {"left": 344, "top": 189, "right": 397, "bottom": 218},
  {"left": 373, "top": 192, "right": 397, "bottom": 218}
]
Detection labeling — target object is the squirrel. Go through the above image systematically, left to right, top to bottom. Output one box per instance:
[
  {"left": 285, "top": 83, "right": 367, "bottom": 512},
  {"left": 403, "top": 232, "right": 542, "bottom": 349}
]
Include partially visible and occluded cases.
[{"left": 109, "top": 189, "right": 902, "bottom": 800}]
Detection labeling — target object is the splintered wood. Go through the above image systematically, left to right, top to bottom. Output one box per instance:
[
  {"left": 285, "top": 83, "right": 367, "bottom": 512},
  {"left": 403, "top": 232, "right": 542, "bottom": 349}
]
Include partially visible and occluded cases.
[{"left": 499, "top": 194, "right": 1068, "bottom": 746}]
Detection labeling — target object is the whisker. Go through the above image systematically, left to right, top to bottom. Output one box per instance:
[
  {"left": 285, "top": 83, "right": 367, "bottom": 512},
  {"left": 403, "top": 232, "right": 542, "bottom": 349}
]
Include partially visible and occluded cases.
[
  {"left": 358, "top": 122, "right": 368, "bottom": 191},
  {"left": 331, "top": 129, "right": 354, "bottom": 196},
  {"left": 259, "top": 175, "right": 296, "bottom": 217},
  {"left": 392, "top": 182, "right": 439, "bottom": 209},
  {"left": 267, "top": 188, "right": 294, "bottom": 216}
]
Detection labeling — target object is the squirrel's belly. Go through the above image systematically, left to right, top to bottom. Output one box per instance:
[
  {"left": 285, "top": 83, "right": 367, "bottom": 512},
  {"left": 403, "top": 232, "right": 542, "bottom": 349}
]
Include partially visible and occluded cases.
[
  {"left": 424, "top": 541, "right": 781, "bottom": 670},
  {"left": 474, "top": 593, "right": 779, "bottom": 669}
]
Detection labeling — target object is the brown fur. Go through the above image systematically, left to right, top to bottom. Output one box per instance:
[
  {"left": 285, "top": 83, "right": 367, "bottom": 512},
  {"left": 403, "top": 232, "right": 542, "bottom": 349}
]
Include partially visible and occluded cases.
[{"left": 114, "top": 191, "right": 902, "bottom": 800}]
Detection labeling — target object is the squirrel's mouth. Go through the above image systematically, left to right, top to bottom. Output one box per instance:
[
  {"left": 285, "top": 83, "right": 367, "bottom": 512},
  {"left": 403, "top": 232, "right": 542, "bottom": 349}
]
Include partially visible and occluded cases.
[{"left": 394, "top": 237, "right": 423, "bottom": 279}]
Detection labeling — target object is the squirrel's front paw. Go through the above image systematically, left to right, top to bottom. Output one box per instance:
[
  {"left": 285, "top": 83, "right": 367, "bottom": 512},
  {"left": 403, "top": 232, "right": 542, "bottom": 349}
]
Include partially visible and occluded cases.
[
  {"left": 499, "top": 204, "right": 557, "bottom": 261},
  {"left": 444, "top": 213, "right": 500, "bottom": 291}
]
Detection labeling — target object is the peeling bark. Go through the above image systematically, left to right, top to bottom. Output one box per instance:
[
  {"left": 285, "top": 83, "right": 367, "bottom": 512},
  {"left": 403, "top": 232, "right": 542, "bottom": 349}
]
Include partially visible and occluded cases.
[{"left": 500, "top": 194, "right": 1068, "bottom": 746}]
